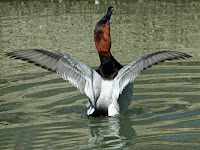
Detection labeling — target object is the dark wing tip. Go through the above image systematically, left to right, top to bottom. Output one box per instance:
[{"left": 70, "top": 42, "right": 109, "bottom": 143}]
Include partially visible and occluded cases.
[
  {"left": 6, "top": 49, "right": 62, "bottom": 73},
  {"left": 6, "top": 51, "right": 28, "bottom": 60},
  {"left": 142, "top": 51, "right": 192, "bottom": 72},
  {"left": 6, "top": 52, "right": 15, "bottom": 57},
  {"left": 185, "top": 54, "right": 192, "bottom": 58}
]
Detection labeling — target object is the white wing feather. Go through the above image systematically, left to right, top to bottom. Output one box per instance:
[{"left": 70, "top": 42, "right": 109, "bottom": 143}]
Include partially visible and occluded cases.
[
  {"left": 7, "top": 49, "right": 102, "bottom": 107},
  {"left": 112, "top": 51, "right": 191, "bottom": 101}
]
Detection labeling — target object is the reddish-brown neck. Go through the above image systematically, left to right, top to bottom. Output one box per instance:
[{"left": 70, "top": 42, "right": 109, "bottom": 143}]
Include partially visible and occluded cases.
[{"left": 94, "top": 24, "right": 111, "bottom": 56}]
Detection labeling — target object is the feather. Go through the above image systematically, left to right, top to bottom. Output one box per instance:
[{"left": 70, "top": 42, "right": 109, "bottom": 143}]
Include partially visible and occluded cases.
[
  {"left": 6, "top": 49, "right": 102, "bottom": 106},
  {"left": 112, "top": 51, "right": 192, "bottom": 100}
]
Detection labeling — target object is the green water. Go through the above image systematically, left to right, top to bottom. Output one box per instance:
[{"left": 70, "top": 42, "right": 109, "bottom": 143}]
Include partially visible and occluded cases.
[{"left": 1, "top": 1, "right": 200, "bottom": 149}]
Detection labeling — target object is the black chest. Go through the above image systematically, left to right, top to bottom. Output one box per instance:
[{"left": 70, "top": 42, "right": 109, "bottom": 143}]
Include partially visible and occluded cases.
[{"left": 96, "top": 55, "right": 123, "bottom": 80}]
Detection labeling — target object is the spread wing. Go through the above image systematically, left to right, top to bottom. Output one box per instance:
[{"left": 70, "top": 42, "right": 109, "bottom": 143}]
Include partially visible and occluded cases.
[
  {"left": 7, "top": 49, "right": 102, "bottom": 109},
  {"left": 112, "top": 51, "right": 192, "bottom": 101}
]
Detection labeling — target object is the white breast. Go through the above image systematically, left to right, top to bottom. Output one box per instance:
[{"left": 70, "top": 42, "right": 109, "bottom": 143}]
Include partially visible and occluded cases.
[
  {"left": 93, "top": 79, "right": 133, "bottom": 116},
  {"left": 96, "top": 80, "right": 113, "bottom": 110}
]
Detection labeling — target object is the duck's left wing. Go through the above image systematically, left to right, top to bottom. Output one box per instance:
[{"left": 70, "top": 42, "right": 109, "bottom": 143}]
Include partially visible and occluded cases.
[
  {"left": 7, "top": 49, "right": 101, "bottom": 111},
  {"left": 112, "top": 51, "right": 191, "bottom": 100}
]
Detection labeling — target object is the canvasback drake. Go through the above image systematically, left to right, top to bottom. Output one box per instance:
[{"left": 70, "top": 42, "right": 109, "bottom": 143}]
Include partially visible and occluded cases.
[{"left": 7, "top": 6, "right": 192, "bottom": 117}]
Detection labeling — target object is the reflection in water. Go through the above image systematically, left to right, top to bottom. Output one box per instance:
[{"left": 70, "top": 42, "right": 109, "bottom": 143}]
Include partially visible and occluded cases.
[
  {"left": 1, "top": 0, "right": 200, "bottom": 149},
  {"left": 88, "top": 115, "right": 136, "bottom": 149}
]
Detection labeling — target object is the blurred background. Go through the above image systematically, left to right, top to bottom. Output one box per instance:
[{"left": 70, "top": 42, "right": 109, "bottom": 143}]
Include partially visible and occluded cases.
[{"left": 0, "top": 0, "right": 200, "bottom": 149}]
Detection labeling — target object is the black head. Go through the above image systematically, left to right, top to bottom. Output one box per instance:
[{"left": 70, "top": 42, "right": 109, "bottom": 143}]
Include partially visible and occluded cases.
[
  {"left": 94, "top": 6, "right": 114, "bottom": 34},
  {"left": 103, "top": 6, "right": 113, "bottom": 21}
]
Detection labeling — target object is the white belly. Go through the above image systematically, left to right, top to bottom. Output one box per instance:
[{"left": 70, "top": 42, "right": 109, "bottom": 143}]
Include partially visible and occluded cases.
[
  {"left": 95, "top": 80, "right": 134, "bottom": 116},
  {"left": 96, "top": 80, "right": 113, "bottom": 110}
]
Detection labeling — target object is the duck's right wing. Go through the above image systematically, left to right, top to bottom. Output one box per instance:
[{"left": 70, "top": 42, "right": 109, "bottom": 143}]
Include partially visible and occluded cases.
[
  {"left": 7, "top": 49, "right": 102, "bottom": 112},
  {"left": 112, "top": 51, "right": 191, "bottom": 102}
]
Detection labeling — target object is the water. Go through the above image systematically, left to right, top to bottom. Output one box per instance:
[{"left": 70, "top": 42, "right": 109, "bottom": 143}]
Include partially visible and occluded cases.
[{"left": 1, "top": 0, "right": 200, "bottom": 149}]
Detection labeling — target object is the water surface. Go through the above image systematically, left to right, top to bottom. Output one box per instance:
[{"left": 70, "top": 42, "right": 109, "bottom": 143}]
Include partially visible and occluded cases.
[{"left": 1, "top": 1, "right": 200, "bottom": 149}]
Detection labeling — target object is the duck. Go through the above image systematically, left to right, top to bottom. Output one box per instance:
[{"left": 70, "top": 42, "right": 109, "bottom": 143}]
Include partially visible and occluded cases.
[{"left": 7, "top": 6, "right": 192, "bottom": 117}]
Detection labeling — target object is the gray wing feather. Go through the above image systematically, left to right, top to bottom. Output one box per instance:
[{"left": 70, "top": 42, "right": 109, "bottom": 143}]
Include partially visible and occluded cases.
[
  {"left": 7, "top": 49, "right": 101, "bottom": 105},
  {"left": 115, "top": 51, "right": 192, "bottom": 95}
]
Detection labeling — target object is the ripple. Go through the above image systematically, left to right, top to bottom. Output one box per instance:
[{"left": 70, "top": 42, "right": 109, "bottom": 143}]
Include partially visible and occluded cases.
[{"left": 1, "top": 1, "right": 200, "bottom": 149}]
